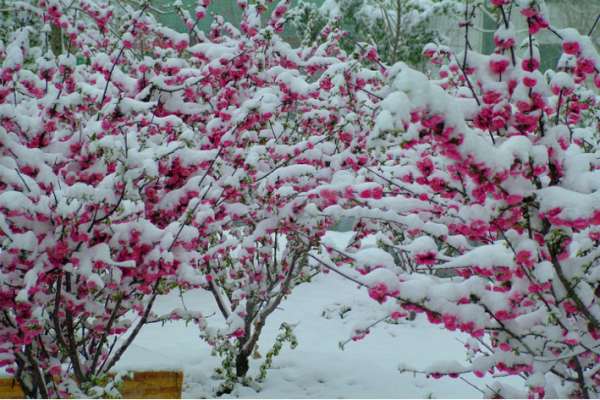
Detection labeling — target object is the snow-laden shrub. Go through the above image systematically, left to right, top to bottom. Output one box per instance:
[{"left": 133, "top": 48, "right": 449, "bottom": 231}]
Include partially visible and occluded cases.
[
  {"left": 0, "top": 0, "right": 381, "bottom": 396},
  {"left": 0, "top": 0, "right": 210, "bottom": 396},
  {"left": 313, "top": 0, "right": 600, "bottom": 397}
]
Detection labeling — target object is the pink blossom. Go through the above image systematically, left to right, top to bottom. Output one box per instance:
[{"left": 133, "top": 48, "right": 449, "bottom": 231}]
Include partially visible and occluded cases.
[
  {"left": 521, "top": 8, "right": 538, "bottom": 17},
  {"left": 562, "top": 41, "right": 580, "bottom": 55},
  {"left": 489, "top": 58, "right": 510, "bottom": 74},
  {"left": 522, "top": 58, "right": 540, "bottom": 72},
  {"left": 577, "top": 58, "right": 596, "bottom": 74},
  {"left": 522, "top": 76, "right": 537, "bottom": 88},
  {"left": 372, "top": 187, "right": 383, "bottom": 199},
  {"left": 359, "top": 189, "right": 372, "bottom": 198},
  {"left": 414, "top": 251, "right": 437, "bottom": 265},
  {"left": 368, "top": 283, "right": 389, "bottom": 303},
  {"left": 563, "top": 301, "right": 579, "bottom": 313},
  {"left": 495, "top": 310, "right": 511, "bottom": 320},
  {"left": 390, "top": 311, "right": 407, "bottom": 320},
  {"left": 442, "top": 314, "right": 457, "bottom": 331},
  {"left": 228, "top": 328, "right": 245, "bottom": 339},
  {"left": 352, "top": 329, "right": 369, "bottom": 341},
  {"left": 564, "top": 338, "right": 580, "bottom": 346},
  {"left": 499, "top": 343, "right": 511, "bottom": 352}
]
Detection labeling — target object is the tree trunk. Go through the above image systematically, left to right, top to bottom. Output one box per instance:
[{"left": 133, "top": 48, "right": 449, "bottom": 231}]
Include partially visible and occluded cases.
[
  {"left": 50, "top": 24, "right": 63, "bottom": 56},
  {"left": 235, "top": 350, "right": 250, "bottom": 378}
]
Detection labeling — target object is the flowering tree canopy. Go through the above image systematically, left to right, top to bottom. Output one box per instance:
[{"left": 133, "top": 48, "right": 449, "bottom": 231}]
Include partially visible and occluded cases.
[
  {"left": 0, "top": 0, "right": 378, "bottom": 396},
  {"left": 0, "top": 0, "right": 217, "bottom": 396},
  {"left": 4, "top": 0, "right": 600, "bottom": 398},
  {"left": 182, "top": 0, "right": 380, "bottom": 393},
  {"left": 310, "top": 0, "right": 600, "bottom": 398}
]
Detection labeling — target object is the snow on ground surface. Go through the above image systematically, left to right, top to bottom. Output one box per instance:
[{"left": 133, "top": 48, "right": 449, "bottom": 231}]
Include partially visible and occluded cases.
[{"left": 112, "top": 231, "right": 523, "bottom": 398}]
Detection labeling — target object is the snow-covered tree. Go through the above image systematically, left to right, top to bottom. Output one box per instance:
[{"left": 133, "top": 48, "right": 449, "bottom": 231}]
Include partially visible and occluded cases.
[
  {"left": 0, "top": 0, "right": 384, "bottom": 396},
  {"left": 0, "top": 0, "right": 215, "bottom": 396},
  {"left": 8, "top": 0, "right": 600, "bottom": 397},
  {"left": 312, "top": 0, "right": 600, "bottom": 397},
  {"left": 188, "top": 1, "right": 386, "bottom": 393}
]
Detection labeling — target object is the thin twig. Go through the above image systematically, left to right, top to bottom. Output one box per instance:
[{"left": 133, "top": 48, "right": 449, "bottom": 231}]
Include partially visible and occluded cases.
[
  {"left": 589, "top": 12, "right": 600, "bottom": 36},
  {"left": 345, "top": 34, "right": 388, "bottom": 71},
  {"left": 452, "top": 54, "right": 480, "bottom": 106},
  {"left": 348, "top": 83, "right": 384, "bottom": 100},
  {"left": 14, "top": 169, "right": 31, "bottom": 192},
  {"left": 460, "top": 377, "right": 484, "bottom": 394}
]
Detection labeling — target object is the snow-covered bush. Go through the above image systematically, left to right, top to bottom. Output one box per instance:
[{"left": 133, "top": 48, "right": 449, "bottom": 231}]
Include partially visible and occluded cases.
[
  {"left": 0, "top": 0, "right": 384, "bottom": 396},
  {"left": 0, "top": 0, "right": 216, "bottom": 397},
  {"left": 313, "top": 0, "right": 600, "bottom": 397},
  {"left": 189, "top": 2, "right": 386, "bottom": 394}
]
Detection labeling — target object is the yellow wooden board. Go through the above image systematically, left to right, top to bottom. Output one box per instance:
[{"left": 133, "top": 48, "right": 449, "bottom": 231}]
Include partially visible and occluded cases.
[{"left": 0, "top": 371, "right": 183, "bottom": 399}]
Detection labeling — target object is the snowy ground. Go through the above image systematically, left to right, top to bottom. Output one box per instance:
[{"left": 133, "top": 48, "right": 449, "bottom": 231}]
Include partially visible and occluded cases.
[{"left": 113, "top": 232, "right": 524, "bottom": 399}]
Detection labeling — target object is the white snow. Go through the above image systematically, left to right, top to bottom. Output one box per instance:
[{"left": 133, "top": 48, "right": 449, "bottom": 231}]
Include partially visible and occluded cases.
[{"left": 102, "top": 232, "right": 523, "bottom": 399}]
